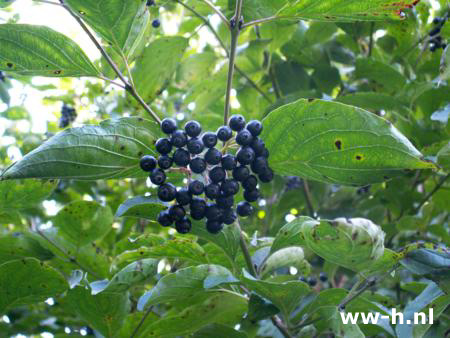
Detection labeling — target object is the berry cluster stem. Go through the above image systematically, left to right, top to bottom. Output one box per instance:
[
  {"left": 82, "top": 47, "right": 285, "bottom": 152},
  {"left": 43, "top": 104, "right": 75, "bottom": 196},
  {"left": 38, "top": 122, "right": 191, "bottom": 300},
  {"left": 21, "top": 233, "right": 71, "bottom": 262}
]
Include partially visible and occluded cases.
[
  {"left": 58, "top": 0, "right": 162, "bottom": 126},
  {"left": 223, "top": 0, "right": 243, "bottom": 126}
]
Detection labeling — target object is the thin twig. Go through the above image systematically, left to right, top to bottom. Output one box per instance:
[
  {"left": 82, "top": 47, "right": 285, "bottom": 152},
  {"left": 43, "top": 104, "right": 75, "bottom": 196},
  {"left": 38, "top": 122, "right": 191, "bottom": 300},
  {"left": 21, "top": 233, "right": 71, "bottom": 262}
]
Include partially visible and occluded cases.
[
  {"left": 33, "top": 0, "right": 61, "bottom": 6},
  {"left": 58, "top": 0, "right": 161, "bottom": 125},
  {"left": 201, "top": 0, "right": 230, "bottom": 28},
  {"left": 223, "top": 0, "right": 243, "bottom": 125},
  {"left": 242, "top": 16, "right": 295, "bottom": 29},
  {"left": 368, "top": 22, "right": 375, "bottom": 57},
  {"left": 97, "top": 75, "right": 126, "bottom": 89},
  {"left": 414, "top": 174, "right": 449, "bottom": 213},
  {"left": 302, "top": 179, "right": 315, "bottom": 218},
  {"left": 236, "top": 220, "right": 257, "bottom": 277},
  {"left": 130, "top": 306, "right": 153, "bottom": 338},
  {"left": 271, "top": 316, "right": 294, "bottom": 338}
]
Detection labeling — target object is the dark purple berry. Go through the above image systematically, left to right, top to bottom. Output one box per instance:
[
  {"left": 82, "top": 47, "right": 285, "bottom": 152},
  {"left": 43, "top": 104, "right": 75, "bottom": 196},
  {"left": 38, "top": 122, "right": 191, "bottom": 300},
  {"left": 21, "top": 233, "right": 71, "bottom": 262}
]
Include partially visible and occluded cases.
[
  {"left": 146, "top": 0, "right": 155, "bottom": 6},
  {"left": 152, "top": 19, "right": 161, "bottom": 28},
  {"left": 429, "top": 26, "right": 441, "bottom": 37},
  {"left": 229, "top": 115, "right": 246, "bottom": 131},
  {"left": 161, "top": 118, "right": 177, "bottom": 134},
  {"left": 185, "top": 120, "right": 202, "bottom": 137},
  {"left": 246, "top": 120, "right": 263, "bottom": 136},
  {"left": 217, "top": 126, "right": 233, "bottom": 141},
  {"left": 236, "top": 129, "right": 253, "bottom": 146},
  {"left": 170, "top": 130, "right": 188, "bottom": 148},
  {"left": 202, "top": 132, "right": 218, "bottom": 148},
  {"left": 187, "top": 137, "right": 204, "bottom": 155},
  {"left": 155, "top": 138, "right": 172, "bottom": 155},
  {"left": 250, "top": 138, "right": 266, "bottom": 156},
  {"left": 237, "top": 146, "right": 255, "bottom": 165},
  {"left": 173, "top": 148, "right": 190, "bottom": 167},
  {"left": 205, "top": 148, "right": 222, "bottom": 165},
  {"left": 221, "top": 154, "right": 237, "bottom": 170},
  {"left": 140, "top": 155, "right": 157, "bottom": 172},
  {"left": 158, "top": 155, "right": 173, "bottom": 170},
  {"left": 251, "top": 156, "right": 269, "bottom": 174},
  {"left": 189, "top": 157, "right": 207, "bottom": 174},
  {"left": 232, "top": 165, "right": 250, "bottom": 182},
  {"left": 209, "top": 166, "right": 226, "bottom": 183},
  {"left": 259, "top": 167, "right": 274, "bottom": 183},
  {"left": 150, "top": 168, "right": 166, "bottom": 185},
  {"left": 242, "top": 175, "right": 258, "bottom": 190},
  {"left": 220, "top": 179, "right": 239, "bottom": 196},
  {"left": 188, "top": 180, "right": 205, "bottom": 195},
  {"left": 158, "top": 183, "right": 177, "bottom": 202},
  {"left": 205, "top": 183, "right": 221, "bottom": 199},
  {"left": 176, "top": 188, "right": 192, "bottom": 206},
  {"left": 244, "top": 189, "right": 259, "bottom": 202},
  {"left": 217, "top": 195, "right": 234, "bottom": 209},
  {"left": 190, "top": 197, "right": 207, "bottom": 219},
  {"left": 237, "top": 201, "right": 253, "bottom": 217},
  {"left": 205, "top": 203, "right": 223, "bottom": 221},
  {"left": 168, "top": 205, "right": 185, "bottom": 221},
  {"left": 222, "top": 208, "right": 237, "bottom": 225},
  {"left": 157, "top": 210, "right": 173, "bottom": 227},
  {"left": 175, "top": 217, "right": 192, "bottom": 234},
  {"left": 206, "top": 220, "right": 223, "bottom": 234},
  {"left": 319, "top": 272, "right": 328, "bottom": 282},
  {"left": 308, "top": 277, "right": 317, "bottom": 287}
]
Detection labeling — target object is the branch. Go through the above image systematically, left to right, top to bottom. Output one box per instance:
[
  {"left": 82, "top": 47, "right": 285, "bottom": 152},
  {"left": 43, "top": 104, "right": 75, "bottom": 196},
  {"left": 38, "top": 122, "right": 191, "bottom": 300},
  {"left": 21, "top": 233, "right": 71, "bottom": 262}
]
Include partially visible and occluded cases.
[
  {"left": 58, "top": 0, "right": 161, "bottom": 125},
  {"left": 201, "top": 0, "right": 229, "bottom": 28},
  {"left": 414, "top": 174, "right": 449, "bottom": 213},
  {"left": 302, "top": 179, "right": 315, "bottom": 218},
  {"left": 236, "top": 220, "right": 257, "bottom": 277},
  {"left": 130, "top": 306, "right": 154, "bottom": 338},
  {"left": 271, "top": 316, "right": 294, "bottom": 338}
]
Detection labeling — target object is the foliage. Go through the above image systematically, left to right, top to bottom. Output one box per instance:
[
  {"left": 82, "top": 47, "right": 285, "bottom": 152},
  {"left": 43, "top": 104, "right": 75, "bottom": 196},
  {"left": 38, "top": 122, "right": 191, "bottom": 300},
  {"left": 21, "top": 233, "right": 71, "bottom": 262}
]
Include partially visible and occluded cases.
[{"left": 0, "top": 0, "right": 449, "bottom": 337}]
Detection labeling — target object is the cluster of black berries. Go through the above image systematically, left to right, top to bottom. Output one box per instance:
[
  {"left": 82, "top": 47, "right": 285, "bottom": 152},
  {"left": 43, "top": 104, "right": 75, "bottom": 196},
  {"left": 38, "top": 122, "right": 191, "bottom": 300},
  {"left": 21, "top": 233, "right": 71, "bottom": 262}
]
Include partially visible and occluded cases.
[
  {"left": 145, "top": 1, "right": 160, "bottom": 28},
  {"left": 429, "top": 15, "right": 448, "bottom": 52},
  {"left": 59, "top": 104, "right": 77, "bottom": 128},
  {"left": 139, "top": 115, "right": 274, "bottom": 235},
  {"left": 299, "top": 272, "right": 328, "bottom": 287}
]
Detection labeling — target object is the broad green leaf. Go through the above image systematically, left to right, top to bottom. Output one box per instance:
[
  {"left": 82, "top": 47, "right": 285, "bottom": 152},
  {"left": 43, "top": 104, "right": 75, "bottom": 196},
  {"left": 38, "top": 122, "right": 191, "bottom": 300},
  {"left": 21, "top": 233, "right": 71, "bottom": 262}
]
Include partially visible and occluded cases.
[
  {"left": 0, "top": 0, "right": 16, "bottom": 8},
  {"left": 66, "top": 0, "right": 149, "bottom": 57},
  {"left": 242, "top": 0, "right": 421, "bottom": 22},
  {"left": 0, "top": 24, "right": 99, "bottom": 77},
  {"left": 133, "top": 37, "right": 189, "bottom": 102},
  {"left": 440, "top": 45, "right": 450, "bottom": 82},
  {"left": 355, "top": 58, "right": 406, "bottom": 92},
  {"left": 336, "top": 92, "right": 408, "bottom": 113},
  {"left": 261, "top": 99, "right": 435, "bottom": 186},
  {"left": 0, "top": 117, "right": 161, "bottom": 180},
  {"left": 437, "top": 143, "right": 450, "bottom": 171},
  {"left": 0, "top": 179, "right": 57, "bottom": 211},
  {"left": 115, "top": 196, "right": 167, "bottom": 220},
  {"left": 53, "top": 201, "right": 113, "bottom": 247},
  {"left": 270, "top": 216, "right": 312, "bottom": 253},
  {"left": 0, "top": 232, "right": 53, "bottom": 264},
  {"left": 115, "top": 237, "right": 208, "bottom": 268},
  {"left": 260, "top": 246, "right": 311, "bottom": 277},
  {"left": 0, "top": 258, "right": 68, "bottom": 314},
  {"left": 137, "top": 265, "right": 238, "bottom": 310},
  {"left": 242, "top": 270, "right": 310, "bottom": 317},
  {"left": 65, "top": 286, "right": 130, "bottom": 337},
  {"left": 137, "top": 292, "right": 247, "bottom": 338},
  {"left": 247, "top": 293, "right": 280, "bottom": 322},
  {"left": 323, "top": 306, "right": 365, "bottom": 338},
  {"left": 193, "top": 324, "right": 248, "bottom": 338}
]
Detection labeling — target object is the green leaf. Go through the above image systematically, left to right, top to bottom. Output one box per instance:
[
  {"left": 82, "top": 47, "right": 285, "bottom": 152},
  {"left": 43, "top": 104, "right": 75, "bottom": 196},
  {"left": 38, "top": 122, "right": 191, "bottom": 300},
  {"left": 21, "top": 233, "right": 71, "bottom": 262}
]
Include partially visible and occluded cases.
[
  {"left": 0, "top": 0, "right": 16, "bottom": 8},
  {"left": 66, "top": 0, "right": 149, "bottom": 57},
  {"left": 242, "top": 0, "right": 421, "bottom": 22},
  {"left": 0, "top": 24, "right": 99, "bottom": 77},
  {"left": 133, "top": 37, "right": 189, "bottom": 102},
  {"left": 355, "top": 58, "right": 406, "bottom": 92},
  {"left": 336, "top": 92, "right": 408, "bottom": 113},
  {"left": 261, "top": 99, "right": 435, "bottom": 186},
  {"left": 1, "top": 117, "right": 161, "bottom": 180},
  {"left": 437, "top": 142, "right": 450, "bottom": 172},
  {"left": 0, "top": 179, "right": 57, "bottom": 211},
  {"left": 115, "top": 196, "right": 168, "bottom": 220},
  {"left": 53, "top": 201, "right": 113, "bottom": 247},
  {"left": 270, "top": 216, "right": 312, "bottom": 253},
  {"left": 0, "top": 232, "right": 54, "bottom": 264},
  {"left": 260, "top": 246, "right": 311, "bottom": 277},
  {"left": 0, "top": 258, "right": 68, "bottom": 314},
  {"left": 137, "top": 264, "right": 238, "bottom": 310},
  {"left": 242, "top": 270, "right": 310, "bottom": 317},
  {"left": 65, "top": 286, "right": 130, "bottom": 337},
  {"left": 136, "top": 292, "right": 247, "bottom": 337},
  {"left": 247, "top": 293, "right": 280, "bottom": 322},
  {"left": 193, "top": 324, "right": 248, "bottom": 338}
]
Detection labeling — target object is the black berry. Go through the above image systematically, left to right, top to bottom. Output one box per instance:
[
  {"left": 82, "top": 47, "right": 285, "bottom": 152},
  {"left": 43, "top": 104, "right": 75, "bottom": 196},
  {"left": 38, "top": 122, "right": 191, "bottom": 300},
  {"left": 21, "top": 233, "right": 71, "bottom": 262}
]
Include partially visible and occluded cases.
[
  {"left": 146, "top": 0, "right": 155, "bottom": 6},
  {"left": 152, "top": 19, "right": 161, "bottom": 28},
  {"left": 229, "top": 115, "right": 246, "bottom": 131},
  {"left": 161, "top": 118, "right": 177, "bottom": 134},
  {"left": 185, "top": 120, "right": 202, "bottom": 137},
  {"left": 246, "top": 120, "right": 263, "bottom": 136},
  {"left": 217, "top": 126, "right": 233, "bottom": 141},
  {"left": 236, "top": 129, "right": 253, "bottom": 146},
  {"left": 170, "top": 130, "right": 188, "bottom": 148},
  {"left": 202, "top": 132, "right": 218, "bottom": 148},
  {"left": 187, "top": 137, "right": 204, "bottom": 155},
  {"left": 155, "top": 138, "right": 172, "bottom": 155},
  {"left": 250, "top": 138, "right": 266, "bottom": 156},
  {"left": 237, "top": 146, "right": 255, "bottom": 165},
  {"left": 173, "top": 148, "right": 190, "bottom": 167},
  {"left": 205, "top": 148, "right": 222, "bottom": 165},
  {"left": 221, "top": 154, "right": 237, "bottom": 170},
  {"left": 140, "top": 155, "right": 157, "bottom": 172},
  {"left": 158, "top": 155, "right": 173, "bottom": 170},
  {"left": 251, "top": 156, "right": 268, "bottom": 174},
  {"left": 189, "top": 157, "right": 207, "bottom": 174},
  {"left": 232, "top": 165, "right": 250, "bottom": 181},
  {"left": 209, "top": 166, "right": 226, "bottom": 183},
  {"left": 259, "top": 167, "right": 274, "bottom": 183},
  {"left": 150, "top": 168, "right": 166, "bottom": 185},
  {"left": 243, "top": 175, "right": 258, "bottom": 190},
  {"left": 220, "top": 179, "right": 239, "bottom": 196},
  {"left": 188, "top": 180, "right": 205, "bottom": 195},
  {"left": 158, "top": 183, "right": 177, "bottom": 202},
  {"left": 205, "top": 183, "right": 221, "bottom": 199},
  {"left": 176, "top": 188, "right": 191, "bottom": 206},
  {"left": 244, "top": 188, "right": 259, "bottom": 202},
  {"left": 217, "top": 195, "right": 234, "bottom": 209},
  {"left": 190, "top": 197, "right": 207, "bottom": 219},
  {"left": 236, "top": 201, "right": 253, "bottom": 217},
  {"left": 205, "top": 203, "right": 223, "bottom": 221},
  {"left": 168, "top": 205, "right": 185, "bottom": 221},
  {"left": 222, "top": 208, "right": 237, "bottom": 225},
  {"left": 157, "top": 210, "right": 173, "bottom": 227},
  {"left": 175, "top": 217, "right": 192, "bottom": 234},
  {"left": 206, "top": 220, "right": 223, "bottom": 234},
  {"left": 319, "top": 272, "right": 328, "bottom": 282},
  {"left": 299, "top": 276, "right": 307, "bottom": 283},
  {"left": 308, "top": 277, "right": 317, "bottom": 287}
]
